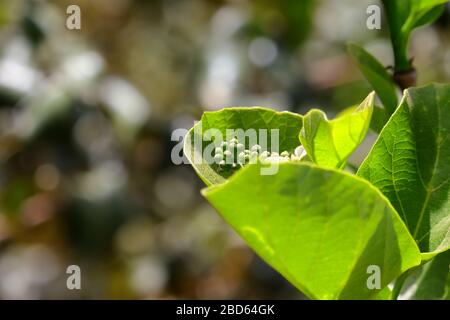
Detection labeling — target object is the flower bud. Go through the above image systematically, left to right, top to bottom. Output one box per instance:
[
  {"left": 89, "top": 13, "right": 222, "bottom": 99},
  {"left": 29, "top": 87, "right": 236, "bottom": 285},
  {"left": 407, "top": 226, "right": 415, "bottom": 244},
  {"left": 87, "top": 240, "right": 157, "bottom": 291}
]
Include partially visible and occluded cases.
[
  {"left": 251, "top": 144, "right": 261, "bottom": 153},
  {"left": 294, "top": 146, "right": 307, "bottom": 159},
  {"left": 214, "top": 154, "right": 223, "bottom": 163}
]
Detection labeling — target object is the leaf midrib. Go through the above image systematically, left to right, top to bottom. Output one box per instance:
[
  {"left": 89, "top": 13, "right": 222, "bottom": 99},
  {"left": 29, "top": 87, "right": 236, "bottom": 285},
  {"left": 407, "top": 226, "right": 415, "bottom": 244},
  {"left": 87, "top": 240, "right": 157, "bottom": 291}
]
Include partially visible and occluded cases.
[{"left": 410, "top": 88, "right": 441, "bottom": 241}]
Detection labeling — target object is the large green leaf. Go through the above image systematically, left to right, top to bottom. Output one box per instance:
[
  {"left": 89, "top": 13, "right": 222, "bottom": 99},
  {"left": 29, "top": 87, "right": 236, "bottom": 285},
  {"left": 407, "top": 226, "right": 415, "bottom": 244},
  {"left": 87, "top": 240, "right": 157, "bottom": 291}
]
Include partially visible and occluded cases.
[
  {"left": 348, "top": 43, "right": 398, "bottom": 114},
  {"left": 358, "top": 84, "right": 450, "bottom": 257},
  {"left": 299, "top": 93, "right": 374, "bottom": 169},
  {"left": 370, "top": 105, "right": 391, "bottom": 134},
  {"left": 183, "top": 107, "right": 303, "bottom": 186},
  {"left": 203, "top": 163, "right": 421, "bottom": 299},
  {"left": 398, "top": 250, "right": 450, "bottom": 299},
  {"left": 446, "top": 266, "right": 450, "bottom": 299}
]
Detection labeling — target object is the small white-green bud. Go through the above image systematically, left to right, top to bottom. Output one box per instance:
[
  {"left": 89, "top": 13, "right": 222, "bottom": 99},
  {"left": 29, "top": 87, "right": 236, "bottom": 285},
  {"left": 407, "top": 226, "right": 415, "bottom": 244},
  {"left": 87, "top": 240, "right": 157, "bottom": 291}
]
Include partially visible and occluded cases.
[
  {"left": 251, "top": 144, "right": 261, "bottom": 153},
  {"left": 294, "top": 146, "right": 307, "bottom": 159},
  {"left": 224, "top": 150, "right": 232, "bottom": 157},
  {"left": 250, "top": 151, "right": 259, "bottom": 158},
  {"left": 260, "top": 151, "right": 270, "bottom": 159},
  {"left": 237, "top": 152, "right": 246, "bottom": 164},
  {"left": 263, "top": 156, "right": 290, "bottom": 164}
]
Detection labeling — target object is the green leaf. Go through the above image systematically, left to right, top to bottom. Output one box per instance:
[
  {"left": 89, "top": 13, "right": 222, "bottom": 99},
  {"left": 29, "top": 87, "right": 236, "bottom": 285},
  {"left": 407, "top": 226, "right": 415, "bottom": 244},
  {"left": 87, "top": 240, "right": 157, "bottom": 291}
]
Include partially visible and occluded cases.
[
  {"left": 410, "top": 0, "right": 448, "bottom": 22},
  {"left": 412, "top": 4, "right": 446, "bottom": 29},
  {"left": 348, "top": 43, "right": 398, "bottom": 114},
  {"left": 358, "top": 83, "right": 450, "bottom": 256},
  {"left": 299, "top": 92, "right": 374, "bottom": 169},
  {"left": 370, "top": 105, "right": 390, "bottom": 134},
  {"left": 183, "top": 107, "right": 303, "bottom": 186},
  {"left": 203, "top": 163, "right": 421, "bottom": 299},
  {"left": 398, "top": 250, "right": 450, "bottom": 299},
  {"left": 446, "top": 268, "right": 450, "bottom": 299},
  {"left": 374, "top": 286, "right": 393, "bottom": 300}
]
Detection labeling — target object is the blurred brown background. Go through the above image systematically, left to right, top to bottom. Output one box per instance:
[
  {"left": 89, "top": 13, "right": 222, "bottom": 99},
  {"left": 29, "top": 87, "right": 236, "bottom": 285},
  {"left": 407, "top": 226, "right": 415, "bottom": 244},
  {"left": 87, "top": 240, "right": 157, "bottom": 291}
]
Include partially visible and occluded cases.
[{"left": 0, "top": 0, "right": 449, "bottom": 299}]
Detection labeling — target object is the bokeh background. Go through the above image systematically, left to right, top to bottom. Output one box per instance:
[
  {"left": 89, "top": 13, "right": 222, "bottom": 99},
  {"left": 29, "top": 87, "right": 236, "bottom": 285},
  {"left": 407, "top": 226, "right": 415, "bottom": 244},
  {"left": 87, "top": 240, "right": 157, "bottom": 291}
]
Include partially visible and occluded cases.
[{"left": 0, "top": 0, "right": 449, "bottom": 299}]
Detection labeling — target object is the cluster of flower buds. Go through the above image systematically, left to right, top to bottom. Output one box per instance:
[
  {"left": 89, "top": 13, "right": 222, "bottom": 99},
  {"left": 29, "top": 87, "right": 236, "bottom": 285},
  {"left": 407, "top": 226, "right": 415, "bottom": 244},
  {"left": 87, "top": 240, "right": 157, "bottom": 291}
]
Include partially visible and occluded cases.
[{"left": 213, "top": 137, "right": 307, "bottom": 170}]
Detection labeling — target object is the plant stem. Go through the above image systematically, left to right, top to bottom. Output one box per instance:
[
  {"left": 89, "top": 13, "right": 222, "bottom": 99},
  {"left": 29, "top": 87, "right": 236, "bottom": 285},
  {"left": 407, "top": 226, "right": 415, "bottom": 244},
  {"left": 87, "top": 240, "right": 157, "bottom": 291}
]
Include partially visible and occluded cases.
[{"left": 393, "top": 67, "right": 417, "bottom": 90}]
